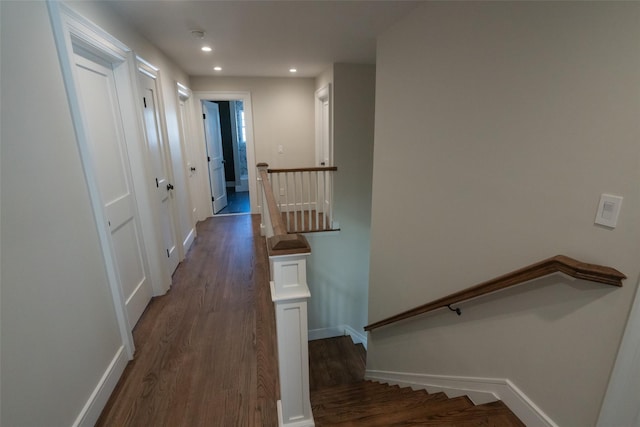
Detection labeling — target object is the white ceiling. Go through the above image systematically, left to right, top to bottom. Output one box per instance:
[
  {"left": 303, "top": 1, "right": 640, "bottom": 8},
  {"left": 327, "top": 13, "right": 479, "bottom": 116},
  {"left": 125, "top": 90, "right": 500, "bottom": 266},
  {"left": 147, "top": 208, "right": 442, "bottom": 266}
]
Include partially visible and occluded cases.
[{"left": 103, "top": 0, "right": 422, "bottom": 78}]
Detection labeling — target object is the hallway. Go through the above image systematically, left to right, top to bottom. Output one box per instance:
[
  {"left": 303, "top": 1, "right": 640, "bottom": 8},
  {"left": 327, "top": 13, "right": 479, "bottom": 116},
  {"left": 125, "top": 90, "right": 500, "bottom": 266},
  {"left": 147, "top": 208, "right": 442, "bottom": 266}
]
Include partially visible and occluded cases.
[{"left": 97, "top": 215, "right": 279, "bottom": 427}]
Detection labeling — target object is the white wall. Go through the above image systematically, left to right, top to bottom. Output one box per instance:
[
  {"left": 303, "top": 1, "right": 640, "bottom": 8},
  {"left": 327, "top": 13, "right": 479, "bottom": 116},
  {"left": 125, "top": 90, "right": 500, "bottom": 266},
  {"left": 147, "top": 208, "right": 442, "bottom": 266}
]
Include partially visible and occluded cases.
[
  {"left": 68, "top": 0, "right": 196, "bottom": 261},
  {"left": 1, "top": 2, "right": 123, "bottom": 425},
  {"left": 367, "top": 2, "right": 640, "bottom": 426},
  {"left": 306, "top": 64, "right": 375, "bottom": 343},
  {"left": 190, "top": 76, "right": 316, "bottom": 169}
]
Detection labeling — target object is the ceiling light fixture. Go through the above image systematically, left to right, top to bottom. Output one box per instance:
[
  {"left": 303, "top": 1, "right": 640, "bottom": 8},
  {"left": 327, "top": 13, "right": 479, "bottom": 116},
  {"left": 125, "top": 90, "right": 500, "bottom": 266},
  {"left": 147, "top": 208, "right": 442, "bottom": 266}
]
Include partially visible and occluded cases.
[
  {"left": 201, "top": 46, "right": 213, "bottom": 52},
  {"left": 213, "top": 66, "right": 222, "bottom": 71},
  {"left": 289, "top": 68, "right": 297, "bottom": 73}
]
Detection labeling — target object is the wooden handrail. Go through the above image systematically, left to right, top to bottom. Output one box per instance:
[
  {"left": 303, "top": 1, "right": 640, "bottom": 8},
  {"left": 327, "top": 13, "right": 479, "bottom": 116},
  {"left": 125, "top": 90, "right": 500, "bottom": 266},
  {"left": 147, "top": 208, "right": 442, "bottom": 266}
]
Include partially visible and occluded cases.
[
  {"left": 257, "top": 165, "right": 310, "bottom": 255},
  {"left": 267, "top": 166, "right": 338, "bottom": 173},
  {"left": 364, "top": 255, "right": 625, "bottom": 332}
]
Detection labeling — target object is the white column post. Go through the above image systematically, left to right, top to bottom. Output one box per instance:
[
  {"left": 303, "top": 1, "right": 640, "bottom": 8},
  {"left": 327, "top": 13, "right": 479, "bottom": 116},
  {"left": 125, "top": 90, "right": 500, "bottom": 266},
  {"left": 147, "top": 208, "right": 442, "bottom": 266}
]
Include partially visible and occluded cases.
[{"left": 270, "top": 251, "right": 314, "bottom": 427}]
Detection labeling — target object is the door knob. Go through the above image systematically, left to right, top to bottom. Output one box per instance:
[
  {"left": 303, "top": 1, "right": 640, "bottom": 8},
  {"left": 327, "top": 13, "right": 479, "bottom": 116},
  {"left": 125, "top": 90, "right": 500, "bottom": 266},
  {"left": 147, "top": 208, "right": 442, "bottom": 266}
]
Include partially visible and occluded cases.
[{"left": 167, "top": 183, "right": 174, "bottom": 191}]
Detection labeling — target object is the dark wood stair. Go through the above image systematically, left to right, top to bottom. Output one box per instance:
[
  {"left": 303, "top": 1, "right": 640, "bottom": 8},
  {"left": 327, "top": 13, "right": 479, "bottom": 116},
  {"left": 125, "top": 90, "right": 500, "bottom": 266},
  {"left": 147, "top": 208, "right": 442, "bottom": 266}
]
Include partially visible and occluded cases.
[{"left": 309, "top": 336, "right": 525, "bottom": 426}]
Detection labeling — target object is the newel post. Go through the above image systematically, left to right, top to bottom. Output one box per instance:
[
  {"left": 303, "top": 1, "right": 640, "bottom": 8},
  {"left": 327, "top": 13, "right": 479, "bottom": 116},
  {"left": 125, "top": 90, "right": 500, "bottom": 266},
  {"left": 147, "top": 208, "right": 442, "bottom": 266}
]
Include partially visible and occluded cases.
[{"left": 269, "top": 236, "right": 314, "bottom": 427}]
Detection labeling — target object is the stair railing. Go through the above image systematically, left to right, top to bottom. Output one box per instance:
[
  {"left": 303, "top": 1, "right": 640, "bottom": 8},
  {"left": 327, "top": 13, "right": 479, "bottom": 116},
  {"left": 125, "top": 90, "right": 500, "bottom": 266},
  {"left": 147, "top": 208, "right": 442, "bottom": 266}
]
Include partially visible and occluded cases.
[
  {"left": 257, "top": 163, "right": 315, "bottom": 427},
  {"left": 263, "top": 165, "right": 338, "bottom": 233},
  {"left": 365, "top": 255, "right": 626, "bottom": 332}
]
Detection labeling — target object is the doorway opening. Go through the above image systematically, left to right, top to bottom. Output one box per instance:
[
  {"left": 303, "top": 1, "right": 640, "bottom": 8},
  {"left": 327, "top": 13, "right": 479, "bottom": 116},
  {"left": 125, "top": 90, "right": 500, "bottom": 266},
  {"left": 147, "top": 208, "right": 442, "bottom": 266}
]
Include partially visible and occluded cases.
[
  {"left": 194, "top": 91, "right": 256, "bottom": 218},
  {"left": 202, "top": 100, "right": 250, "bottom": 215}
]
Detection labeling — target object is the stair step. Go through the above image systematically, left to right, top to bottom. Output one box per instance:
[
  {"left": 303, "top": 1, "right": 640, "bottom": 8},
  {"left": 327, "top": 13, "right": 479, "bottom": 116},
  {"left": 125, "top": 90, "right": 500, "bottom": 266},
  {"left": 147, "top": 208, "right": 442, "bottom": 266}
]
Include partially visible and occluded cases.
[
  {"left": 311, "top": 382, "right": 401, "bottom": 405},
  {"left": 313, "top": 384, "right": 436, "bottom": 413},
  {"left": 313, "top": 390, "right": 449, "bottom": 424},
  {"left": 315, "top": 395, "right": 474, "bottom": 427},
  {"left": 395, "top": 400, "right": 526, "bottom": 427}
]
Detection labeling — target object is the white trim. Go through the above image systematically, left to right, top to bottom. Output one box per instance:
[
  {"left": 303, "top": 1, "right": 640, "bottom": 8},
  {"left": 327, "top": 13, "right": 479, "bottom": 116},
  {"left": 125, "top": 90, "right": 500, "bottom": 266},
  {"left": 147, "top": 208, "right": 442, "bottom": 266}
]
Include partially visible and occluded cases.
[
  {"left": 47, "top": 0, "right": 135, "bottom": 357},
  {"left": 315, "top": 84, "right": 332, "bottom": 167},
  {"left": 193, "top": 91, "right": 258, "bottom": 216},
  {"left": 308, "top": 325, "right": 367, "bottom": 349},
  {"left": 72, "top": 346, "right": 128, "bottom": 427},
  {"left": 365, "top": 370, "right": 557, "bottom": 427}
]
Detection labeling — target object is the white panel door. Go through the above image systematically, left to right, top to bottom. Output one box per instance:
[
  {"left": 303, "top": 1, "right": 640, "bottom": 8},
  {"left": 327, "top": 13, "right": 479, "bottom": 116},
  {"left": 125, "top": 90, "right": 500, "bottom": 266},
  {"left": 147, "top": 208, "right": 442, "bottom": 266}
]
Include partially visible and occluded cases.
[
  {"left": 74, "top": 50, "right": 152, "bottom": 327},
  {"left": 139, "top": 72, "right": 179, "bottom": 276},
  {"left": 203, "top": 101, "right": 227, "bottom": 214}
]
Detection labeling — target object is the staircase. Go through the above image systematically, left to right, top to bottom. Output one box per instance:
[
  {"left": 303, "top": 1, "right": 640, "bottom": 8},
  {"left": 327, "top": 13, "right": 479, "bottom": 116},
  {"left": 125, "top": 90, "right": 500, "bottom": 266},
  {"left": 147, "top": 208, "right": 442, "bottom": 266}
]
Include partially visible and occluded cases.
[{"left": 309, "top": 337, "right": 525, "bottom": 426}]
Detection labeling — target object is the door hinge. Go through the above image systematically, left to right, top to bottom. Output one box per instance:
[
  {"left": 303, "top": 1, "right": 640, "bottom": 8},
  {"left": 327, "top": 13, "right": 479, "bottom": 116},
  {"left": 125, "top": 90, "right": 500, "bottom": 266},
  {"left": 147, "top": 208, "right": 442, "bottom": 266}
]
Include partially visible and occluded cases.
[
  {"left": 143, "top": 97, "right": 147, "bottom": 108},
  {"left": 203, "top": 113, "right": 206, "bottom": 120},
  {"left": 207, "top": 156, "right": 211, "bottom": 162},
  {"left": 155, "top": 177, "right": 159, "bottom": 188},
  {"left": 212, "top": 197, "right": 215, "bottom": 202},
  {"left": 166, "top": 249, "right": 170, "bottom": 258}
]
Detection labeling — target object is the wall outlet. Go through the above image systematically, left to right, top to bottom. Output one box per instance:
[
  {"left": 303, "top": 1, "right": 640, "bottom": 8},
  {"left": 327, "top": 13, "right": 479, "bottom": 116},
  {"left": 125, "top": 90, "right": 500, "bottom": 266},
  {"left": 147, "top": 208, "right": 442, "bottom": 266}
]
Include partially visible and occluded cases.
[{"left": 280, "top": 188, "right": 285, "bottom": 196}]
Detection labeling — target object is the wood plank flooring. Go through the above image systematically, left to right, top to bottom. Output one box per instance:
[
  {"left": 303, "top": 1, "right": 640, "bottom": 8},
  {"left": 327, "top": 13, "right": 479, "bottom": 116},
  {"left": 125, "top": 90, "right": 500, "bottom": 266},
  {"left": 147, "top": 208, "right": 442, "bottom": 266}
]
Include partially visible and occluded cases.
[{"left": 96, "top": 215, "right": 278, "bottom": 427}]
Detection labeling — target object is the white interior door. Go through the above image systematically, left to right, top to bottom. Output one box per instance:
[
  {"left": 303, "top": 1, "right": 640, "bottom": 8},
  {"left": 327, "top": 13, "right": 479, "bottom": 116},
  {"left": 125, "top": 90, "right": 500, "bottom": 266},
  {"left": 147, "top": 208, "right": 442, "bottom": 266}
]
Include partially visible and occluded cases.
[
  {"left": 74, "top": 50, "right": 152, "bottom": 327},
  {"left": 139, "top": 72, "right": 179, "bottom": 276},
  {"left": 178, "top": 91, "right": 201, "bottom": 223},
  {"left": 202, "top": 101, "right": 227, "bottom": 213}
]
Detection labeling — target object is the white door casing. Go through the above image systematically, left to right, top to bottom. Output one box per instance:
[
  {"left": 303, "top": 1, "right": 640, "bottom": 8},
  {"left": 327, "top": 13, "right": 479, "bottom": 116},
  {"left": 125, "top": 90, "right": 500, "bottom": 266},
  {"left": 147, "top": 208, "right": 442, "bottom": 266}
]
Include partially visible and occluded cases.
[
  {"left": 73, "top": 51, "right": 152, "bottom": 329},
  {"left": 138, "top": 67, "right": 179, "bottom": 276},
  {"left": 177, "top": 83, "right": 203, "bottom": 223},
  {"left": 315, "top": 84, "right": 332, "bottom": 167},
  {"left": 315, "top": 85, "right": 333, "bottom": 220},
  {"left": 193, "top": 91, "right": 257, "bottom": 216},
  {"left": 202, "top": 101, "right": 228, "bottom": 214}
]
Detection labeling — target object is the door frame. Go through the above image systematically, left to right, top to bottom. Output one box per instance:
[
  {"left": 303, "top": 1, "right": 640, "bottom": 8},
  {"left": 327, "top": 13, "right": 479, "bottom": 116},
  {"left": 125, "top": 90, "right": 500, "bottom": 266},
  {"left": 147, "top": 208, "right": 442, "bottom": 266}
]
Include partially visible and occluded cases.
[
  {"left": 49, "top": 2, "right": 153, "bottom": 357},
  {"left": 136, "top": 56, "right": 180, "bottom": 290},
  {"left": 177, "top": 82, "right": 203, "bottom": 226},
  {"left": 315, "top": 84, "right": 332, "bottom": 167},
  {"left": 193, "top": 91, "right": 257, "bottom": 215}
]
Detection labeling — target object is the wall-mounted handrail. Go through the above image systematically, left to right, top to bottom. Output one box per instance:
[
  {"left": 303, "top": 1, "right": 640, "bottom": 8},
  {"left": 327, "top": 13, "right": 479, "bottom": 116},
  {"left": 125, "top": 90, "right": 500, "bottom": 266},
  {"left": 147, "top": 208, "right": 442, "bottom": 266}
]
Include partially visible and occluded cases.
[{"left": 364, "top": 255, "right": 626, "bottom": 332}]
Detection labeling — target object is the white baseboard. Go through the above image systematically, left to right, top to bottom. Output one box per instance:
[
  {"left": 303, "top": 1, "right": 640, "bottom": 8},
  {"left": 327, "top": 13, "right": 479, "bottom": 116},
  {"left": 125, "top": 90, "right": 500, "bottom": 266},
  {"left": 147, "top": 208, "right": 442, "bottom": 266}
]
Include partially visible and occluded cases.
[
  {"left": 183, "top": 227, "right": 196, "bottom": 254},
  {"left": 308, "top": 325, "right": 367, "bottom": 349},
  {"left": 73, "top": 345, "right": 129, "bottom": 427},
  {"left": 365, "top": 370, "right": 557, "bottom": 427}
]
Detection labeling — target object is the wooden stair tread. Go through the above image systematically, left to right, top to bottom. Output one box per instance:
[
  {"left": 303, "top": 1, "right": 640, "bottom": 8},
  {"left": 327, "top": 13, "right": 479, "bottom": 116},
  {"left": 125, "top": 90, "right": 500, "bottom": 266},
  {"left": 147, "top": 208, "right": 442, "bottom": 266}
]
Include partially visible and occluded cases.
[
  {"left": 311, "top": 382, "right": 401, "bottom": 404},
  {"left": 313, "top": 391, "right": 449, "bottom": 424},
  {"left": 315, "top": 396, "right": 474, "bottom": 427},
  {"left": 391, "top": 400, "right": 525, "bottom": 426}
]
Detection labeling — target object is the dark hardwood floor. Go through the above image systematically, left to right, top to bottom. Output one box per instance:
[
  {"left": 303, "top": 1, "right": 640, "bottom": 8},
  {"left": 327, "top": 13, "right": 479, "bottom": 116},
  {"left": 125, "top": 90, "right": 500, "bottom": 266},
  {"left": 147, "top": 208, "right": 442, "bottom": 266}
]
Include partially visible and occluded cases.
[{"left": 96, "top": 215, "right": 278, "bottom": 427}]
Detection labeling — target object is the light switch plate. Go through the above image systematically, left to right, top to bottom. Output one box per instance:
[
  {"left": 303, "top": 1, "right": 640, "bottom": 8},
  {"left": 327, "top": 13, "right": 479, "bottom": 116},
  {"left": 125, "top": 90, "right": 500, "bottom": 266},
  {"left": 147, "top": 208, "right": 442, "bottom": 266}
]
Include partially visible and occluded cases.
[{"left": 595, "top": 194, "right": 623, "bottom": 228}]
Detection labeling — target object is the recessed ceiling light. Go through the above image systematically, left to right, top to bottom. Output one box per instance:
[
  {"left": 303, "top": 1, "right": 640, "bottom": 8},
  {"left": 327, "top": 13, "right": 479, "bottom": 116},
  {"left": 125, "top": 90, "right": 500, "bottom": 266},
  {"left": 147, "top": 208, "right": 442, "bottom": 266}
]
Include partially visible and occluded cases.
[
  {"left": 201, "top": 46, "right": 213, "bottom": 52},
  {"left": 213, "top": 66, "right": 222, "bottom": 71},
  {"left": 289, "top": 68, "right": 297, "bottom": 73}
]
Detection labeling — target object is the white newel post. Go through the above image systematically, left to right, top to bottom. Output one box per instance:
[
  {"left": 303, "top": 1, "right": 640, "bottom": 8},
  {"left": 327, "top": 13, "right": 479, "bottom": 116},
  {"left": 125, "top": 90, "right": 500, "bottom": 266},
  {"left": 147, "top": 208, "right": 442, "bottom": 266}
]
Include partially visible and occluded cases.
[{"left": 270, "top": 251, "right": 314, "bottom": 427}]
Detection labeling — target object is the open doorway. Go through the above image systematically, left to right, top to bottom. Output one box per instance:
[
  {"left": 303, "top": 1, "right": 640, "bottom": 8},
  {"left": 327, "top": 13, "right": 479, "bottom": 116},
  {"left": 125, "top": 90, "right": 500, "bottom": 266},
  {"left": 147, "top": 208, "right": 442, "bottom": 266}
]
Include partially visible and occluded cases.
[
  {"left": 194, "top": 91, "right": 257, "bottom": 218},
  {"left": 201, "top": 99, "right": 250, "bottom": 215},
  {"left": 213, "top": 100, "right": 249, "bottom": 215}
]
